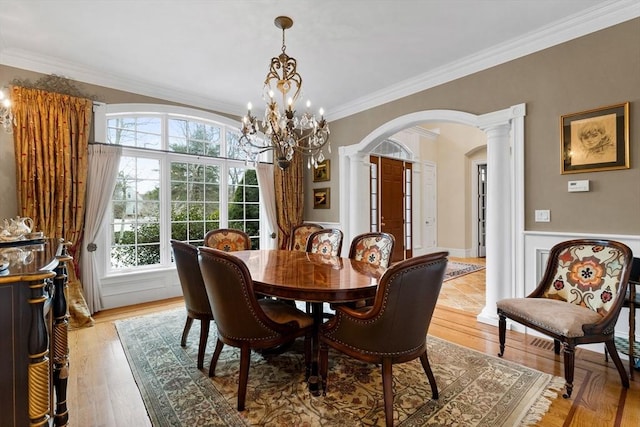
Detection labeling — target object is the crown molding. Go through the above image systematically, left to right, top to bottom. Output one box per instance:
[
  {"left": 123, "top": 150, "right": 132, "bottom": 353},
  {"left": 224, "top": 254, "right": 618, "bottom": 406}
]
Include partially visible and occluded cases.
[
  {"left": 327, "top": 0, "right": 640, "bottom": 121},
  {"left": 2, "top": 1, "right": 637, "bottom": 121},
  {"left": 0, "top": 48, "right": 247, "bottom": 118}
]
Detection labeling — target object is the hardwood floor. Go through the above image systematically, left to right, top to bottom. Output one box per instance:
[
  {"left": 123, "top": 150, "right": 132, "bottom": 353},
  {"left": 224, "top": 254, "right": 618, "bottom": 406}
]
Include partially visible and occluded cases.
[{"left": 67, "top": 265, "right": 640, "bottom": 426}]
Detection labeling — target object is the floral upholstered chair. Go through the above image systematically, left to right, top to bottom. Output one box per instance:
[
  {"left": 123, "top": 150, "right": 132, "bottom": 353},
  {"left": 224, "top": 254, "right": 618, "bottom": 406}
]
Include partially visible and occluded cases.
[
  {"left": 289, "top": 223, "right": 323, "bottom": 252},
  {"left": 203, "top": 228, "right": 251, "bottom": 252},
  {"left": 306, "top": 228, "right": 343, "bottom": 256},
  {"left": 348, "top": 232, "right": 395, "bottom": 268},
  {"left": 497, "top": 239, "right": 633, "bottom": 398}
]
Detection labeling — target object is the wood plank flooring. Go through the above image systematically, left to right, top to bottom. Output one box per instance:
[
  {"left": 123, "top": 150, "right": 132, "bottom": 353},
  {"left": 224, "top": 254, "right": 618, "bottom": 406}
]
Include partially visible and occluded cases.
[{"left": 67, "top": 261, "right": 640, "bottom": 426}]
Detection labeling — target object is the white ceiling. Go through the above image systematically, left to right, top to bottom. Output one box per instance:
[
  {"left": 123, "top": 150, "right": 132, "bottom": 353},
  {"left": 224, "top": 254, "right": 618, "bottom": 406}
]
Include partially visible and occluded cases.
[{"left": 1, "top": 1, "right": 638, "bottom": 120}]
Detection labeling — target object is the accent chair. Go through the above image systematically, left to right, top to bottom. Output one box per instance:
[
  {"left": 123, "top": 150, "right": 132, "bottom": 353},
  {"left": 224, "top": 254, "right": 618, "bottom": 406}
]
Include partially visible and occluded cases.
[{"left": 497, "top": 239, "right": 633, "bottom": 398}]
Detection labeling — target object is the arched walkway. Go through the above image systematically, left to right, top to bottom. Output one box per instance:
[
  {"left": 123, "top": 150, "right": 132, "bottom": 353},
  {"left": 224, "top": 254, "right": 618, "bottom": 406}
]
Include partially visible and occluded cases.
[{"left": 338, "top": 104, "right": 526, "bottom": 325}]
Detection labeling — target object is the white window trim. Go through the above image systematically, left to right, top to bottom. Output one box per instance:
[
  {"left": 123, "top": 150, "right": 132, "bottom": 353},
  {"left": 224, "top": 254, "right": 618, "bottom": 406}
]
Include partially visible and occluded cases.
[{"left": 93, "top": 103, "right": 272, "bottom": 309}]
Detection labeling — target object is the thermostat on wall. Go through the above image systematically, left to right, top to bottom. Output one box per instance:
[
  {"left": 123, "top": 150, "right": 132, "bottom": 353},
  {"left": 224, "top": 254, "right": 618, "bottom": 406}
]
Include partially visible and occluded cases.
[{"left": 568, "top": 180, "right": 589, "bottom": 192}]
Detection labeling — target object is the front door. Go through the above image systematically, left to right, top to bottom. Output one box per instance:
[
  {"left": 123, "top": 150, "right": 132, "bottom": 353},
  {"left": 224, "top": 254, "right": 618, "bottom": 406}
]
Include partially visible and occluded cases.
[{"left": 372, "top": 156, "right": 412, "bottom": 262}]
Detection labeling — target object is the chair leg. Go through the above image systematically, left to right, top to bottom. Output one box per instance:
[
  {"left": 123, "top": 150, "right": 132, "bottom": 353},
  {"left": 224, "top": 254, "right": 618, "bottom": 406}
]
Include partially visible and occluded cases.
[
  {"left": 498, "top": 314, "right": 506, "bottom": 357},
  {"left": 181, "top": 316, "right": 194, "bottom": 347},
  {"left": 196, "top": 319, "right": 210, "bottom": 369},
  {"left": 304, "top": 331, "right": 312, "bottom": 381},
  {"left": 208, "top": 339, "right": 224, "bottom": 377},
  {"left": 554, "top": 339, "right": 561, "bottom": 355},
  {"left": 605, "top": 339, "right": 630, "bottom": 389},
  {"left": 319, "top": 341, "right": 329, "bottom": 395},
  {"left": 561, "top": 343, "right": 575, "bottom": 398},
  {"left": 237, "top": 344, "right": 251, "bottom": 411},
  {"left": 419, "top": 351, "right": 438, "bottom": 399},
  {"left": 381, "top": 359, "right": 394, "bottom": 427}
]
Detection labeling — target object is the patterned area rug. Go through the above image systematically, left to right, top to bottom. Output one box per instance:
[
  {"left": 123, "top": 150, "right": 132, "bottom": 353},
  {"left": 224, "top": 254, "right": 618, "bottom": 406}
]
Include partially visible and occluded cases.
[
  {"left": 444, "top": 261, "right": 485, "bottom": 281},
  {"left": 115, "top": 308, "right": 562, "bottom": 426}
]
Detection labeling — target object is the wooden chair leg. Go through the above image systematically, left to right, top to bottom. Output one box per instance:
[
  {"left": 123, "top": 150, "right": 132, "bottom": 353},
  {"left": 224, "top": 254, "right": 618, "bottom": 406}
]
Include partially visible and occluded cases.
[
  {"left": 498, "top": 314, "right": 506, "bottom": 357},
  {"left": 181, "top": 316, "right": 194, "bottom": 347},
  {"left": 196, "top": 319, "right": 210, "bottom": 369},
  {"left": 304, "top": 331, "right": 312, "bottom": 380},
  {"left": 208, "top": 339, "right": 224, "bottom": 377},
  {"left": 605, "top": 339, "right": 630, "bottom": 388},
  {"left": 319, "top": 341, "right": 329, "bottom": 395},
  {"left": 562, "top": 343, "right": 575, "bottom": 398},
  {"left": 237, "top": 345, "right": 251, "bottom": 411},
  {"left": 419, "top": 351, "right": 438, "bottom": 399},
  {"left": 381, "top": 359, "right": 394, "bottom": 427}
]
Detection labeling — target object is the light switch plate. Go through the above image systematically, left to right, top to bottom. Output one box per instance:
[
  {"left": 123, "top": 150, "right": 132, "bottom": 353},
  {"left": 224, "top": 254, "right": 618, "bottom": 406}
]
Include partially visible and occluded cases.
[{"left": 535, "top": 210, "right": 550, "bottom": 222}]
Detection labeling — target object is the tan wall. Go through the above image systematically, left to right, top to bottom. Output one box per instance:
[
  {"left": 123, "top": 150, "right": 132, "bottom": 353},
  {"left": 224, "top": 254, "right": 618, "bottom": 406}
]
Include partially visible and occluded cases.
[
  {"left": 2, "top": 18, "right": 639, "bottom": 236},
  {"left": 312, "top": 18, "right": 640, "bottom": 235},
  {"left": 429, "top": 123, "right": 486, "bottom": 251}
]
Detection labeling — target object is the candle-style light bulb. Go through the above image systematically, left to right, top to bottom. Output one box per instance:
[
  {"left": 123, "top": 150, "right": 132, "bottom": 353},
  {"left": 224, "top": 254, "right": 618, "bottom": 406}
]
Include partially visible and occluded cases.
[
  {"left": 306, "top": 100, "right": 311, "bottom": 109},
  {"left": 247, "top": 102, "right": 252, "bottom": 111},
  {"left": 319, "top": 108, "right": 324, "bottom": 118}
]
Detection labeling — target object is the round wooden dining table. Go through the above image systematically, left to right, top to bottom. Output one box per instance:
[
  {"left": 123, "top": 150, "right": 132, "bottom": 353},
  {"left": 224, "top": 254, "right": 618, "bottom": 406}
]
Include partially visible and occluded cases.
[
  {"left": 230, "top": 249, "right": 386, "bottom": 393},
  {"left": 230, "top": 249, "right": 385, "bottom": 303}
]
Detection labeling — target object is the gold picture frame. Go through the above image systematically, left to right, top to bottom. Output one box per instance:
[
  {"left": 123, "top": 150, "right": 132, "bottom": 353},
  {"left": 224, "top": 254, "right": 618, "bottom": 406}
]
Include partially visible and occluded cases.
[
  {"left": 561, "top": 102, "right": 629, "bottom": 174},
  {"left": 312, "top": 159, "right": 330, "bottom": 182},
  {"left": 313, "top": 187, "right": 330, "bottom": 209}
]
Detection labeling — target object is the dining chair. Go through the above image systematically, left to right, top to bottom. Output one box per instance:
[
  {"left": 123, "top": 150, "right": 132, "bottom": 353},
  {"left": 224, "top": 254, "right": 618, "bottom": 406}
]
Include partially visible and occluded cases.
[
  {"left": 289, "top": 223, "right": 323, "bottom": 251},
  {"left": 203, "top": 228, "right": 251, "bottom": 251},
  {"left": 306, "top": 228, "right": 343, "bottom": 256},
  {"left": 345, "top": 232, "right": 396, "bottom": 308},
  {"left": 348, "top": 232, "right": 396, "bottom": 268},
  {"left": 170, "top": 239, "right": 212, "bottom": 369},
  {"left": 497, "top": 239, "right": 633, "bottom": 398},
  {"left": 197, "top": 246, "right": 313, "bottom": 411},
  {"left": 319, "top": 252, "right": 448, "bottom": 427}
]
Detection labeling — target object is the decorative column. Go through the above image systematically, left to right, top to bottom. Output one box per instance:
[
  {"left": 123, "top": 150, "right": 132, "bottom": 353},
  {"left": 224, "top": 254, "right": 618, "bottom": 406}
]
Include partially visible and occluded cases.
[
  {"left": 477, "top": 123, "right": 512, "bottom": 325},
  {"left": 347, "top": 152, "right": 371, "bottom": 246},
  {"left": 52, "top": 241, "right": 72, "bottom": 426},
  {"left": 28, "top": 272, "right": 56, "bottom": 427}
]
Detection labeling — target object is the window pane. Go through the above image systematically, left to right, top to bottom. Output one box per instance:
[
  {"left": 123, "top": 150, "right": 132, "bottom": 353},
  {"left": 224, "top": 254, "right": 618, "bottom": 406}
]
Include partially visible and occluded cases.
[{"left": 109, "top": 155, "right": 161, "bottom": 269}]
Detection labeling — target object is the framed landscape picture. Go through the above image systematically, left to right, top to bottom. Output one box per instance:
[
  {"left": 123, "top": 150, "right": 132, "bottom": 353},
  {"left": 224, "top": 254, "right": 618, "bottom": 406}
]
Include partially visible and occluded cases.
[
  {"left": 560, "top": 102, "right": 629, "bottom": 174},
  {"left": 313, "top": 160, "right": 330, "bottom": 182},
  {"left": 313, "top": 187, "right": 330, "bottom": 209}
]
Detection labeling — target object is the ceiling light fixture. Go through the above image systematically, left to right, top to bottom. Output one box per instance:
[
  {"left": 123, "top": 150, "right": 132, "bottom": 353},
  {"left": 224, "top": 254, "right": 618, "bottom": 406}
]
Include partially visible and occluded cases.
[
  {"left": 239, "top": 16, "right": 330, "bottom": 170},
  {"left": 0, "top": 88, "right": 14, "bottom": 134}
]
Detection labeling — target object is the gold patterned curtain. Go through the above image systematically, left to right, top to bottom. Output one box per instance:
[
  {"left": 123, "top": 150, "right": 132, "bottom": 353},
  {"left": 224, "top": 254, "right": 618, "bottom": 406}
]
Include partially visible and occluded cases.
[
  {"left": 11, "top": 85, "right": 94, "bottom": 329},
  {"left": 275, "top": 152, "right": 304, "bottom": 249}
]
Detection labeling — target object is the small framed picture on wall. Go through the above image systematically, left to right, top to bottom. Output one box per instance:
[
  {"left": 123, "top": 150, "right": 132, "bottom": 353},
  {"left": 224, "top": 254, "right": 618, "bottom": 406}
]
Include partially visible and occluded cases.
[
  {"left": 560, "top": 102, "right": 629, "bottom": 174},
  {"left": 313, "top": 160, "right": 330, "bottom": 182},
  {"left": 313, "top": 187, "right": 330, "bottom": 209}
]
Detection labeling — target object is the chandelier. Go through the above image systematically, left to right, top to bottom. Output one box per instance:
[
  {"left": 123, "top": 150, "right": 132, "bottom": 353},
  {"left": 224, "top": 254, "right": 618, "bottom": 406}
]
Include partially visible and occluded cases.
[
  {"left": 239, "top": 16, "right": 330, "bottom": 170},
  {"left": 0, "top": 88, "right": 13, "bottom": 134}
]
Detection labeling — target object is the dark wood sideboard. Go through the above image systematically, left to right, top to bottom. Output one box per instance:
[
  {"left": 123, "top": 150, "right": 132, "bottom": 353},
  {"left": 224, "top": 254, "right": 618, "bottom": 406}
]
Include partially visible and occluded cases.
[{"left": 0, "top": 238, "right": 72, "bottom": 427}]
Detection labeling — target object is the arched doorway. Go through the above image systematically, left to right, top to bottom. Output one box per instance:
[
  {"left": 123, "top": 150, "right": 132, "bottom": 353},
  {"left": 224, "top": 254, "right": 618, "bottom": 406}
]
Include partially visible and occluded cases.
[{"left": 338, "top": 104, "right": 526, "bottom": 325}]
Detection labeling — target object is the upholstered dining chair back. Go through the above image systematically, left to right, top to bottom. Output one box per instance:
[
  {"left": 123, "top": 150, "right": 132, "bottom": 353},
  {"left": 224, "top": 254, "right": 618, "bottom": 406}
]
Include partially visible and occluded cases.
[
  {"left": 289, "top": 223, "right": 323, "bottom": 251},
  {"left": 203, "top": 228, "right": 251, "bottom": 251},
  {"left": 306, "top": 228, "right": 343, "bottom": 256},
  {"left": 348, "top": 232, "right": 396, "bottom": 268},
  {"left": 170, "top": 239, "right": 213, "bottom": 369},
  {"left": 497, "top": 239, "right": 633, "bottom": 398},
  {"left": 197, "top": 246, "right": 313, "bottom": 411},
  {"left": 319, "top": 252, "right": 448, "bottom": 427}
]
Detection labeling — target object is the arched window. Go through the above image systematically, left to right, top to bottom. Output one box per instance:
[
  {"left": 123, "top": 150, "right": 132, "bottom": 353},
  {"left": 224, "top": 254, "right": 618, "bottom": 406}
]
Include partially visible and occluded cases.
[{"left": 96, "top": 104, "right": 264, "bottom": 273}]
